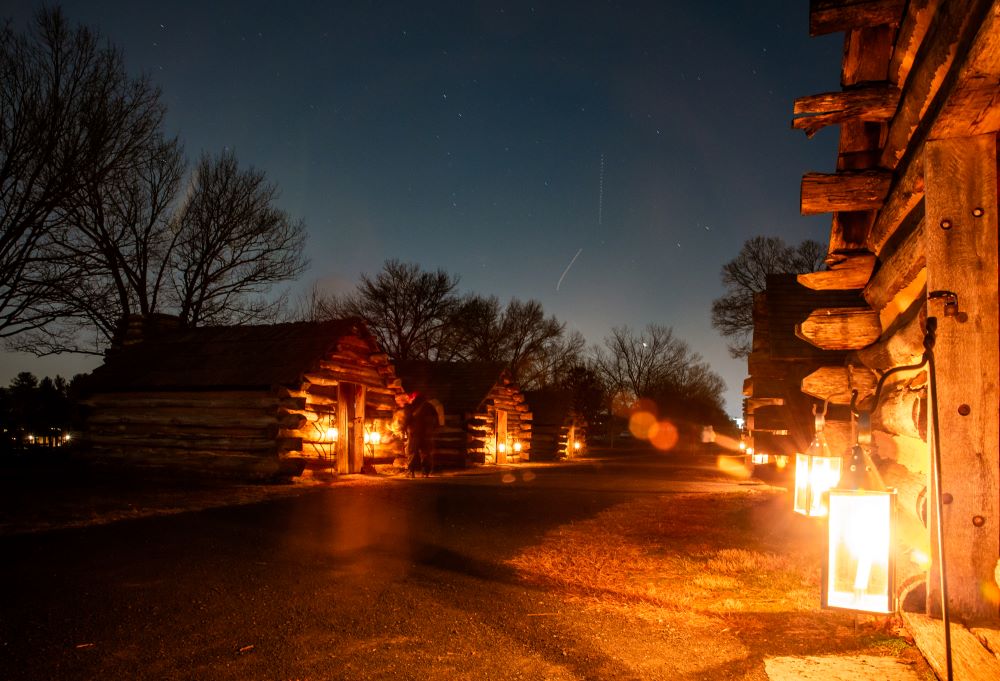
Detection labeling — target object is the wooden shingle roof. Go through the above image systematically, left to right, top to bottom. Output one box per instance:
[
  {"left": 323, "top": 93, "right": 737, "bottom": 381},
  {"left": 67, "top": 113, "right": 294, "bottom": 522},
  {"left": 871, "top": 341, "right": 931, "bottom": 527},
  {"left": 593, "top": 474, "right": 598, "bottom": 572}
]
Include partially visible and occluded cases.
[
  {"left": 83, "top": 318, "right": 375, "bottom": 393},
  {"left": 394, "top": 360, "right": 508, "bottom": 413}
]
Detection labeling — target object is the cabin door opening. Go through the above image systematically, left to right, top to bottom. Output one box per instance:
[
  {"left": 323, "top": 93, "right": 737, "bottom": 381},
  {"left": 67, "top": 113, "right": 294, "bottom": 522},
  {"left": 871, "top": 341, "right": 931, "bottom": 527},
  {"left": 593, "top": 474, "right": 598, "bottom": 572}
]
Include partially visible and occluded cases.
[
  {"left": 337, "top": 382, "right": 366, "bottom": 474},
  {"left": 495, "top": 409, "right": 508, "bottom": 465}
]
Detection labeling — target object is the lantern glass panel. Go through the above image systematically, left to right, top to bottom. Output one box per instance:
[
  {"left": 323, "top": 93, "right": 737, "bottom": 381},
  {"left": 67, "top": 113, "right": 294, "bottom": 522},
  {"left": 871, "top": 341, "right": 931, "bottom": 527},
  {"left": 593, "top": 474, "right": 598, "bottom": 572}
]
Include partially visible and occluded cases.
[
  {"left": 794, "top": 434, "right": 841, "bottom": 516},
  {"left": 824, "top": 490, "right": 895, "bottom": 613}
]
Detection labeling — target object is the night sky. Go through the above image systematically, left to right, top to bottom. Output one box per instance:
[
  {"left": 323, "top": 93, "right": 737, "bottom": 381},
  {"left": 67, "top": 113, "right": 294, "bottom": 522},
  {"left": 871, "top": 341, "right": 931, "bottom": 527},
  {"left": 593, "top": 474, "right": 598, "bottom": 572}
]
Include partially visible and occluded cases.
[{"left": 0, "top": 1, "right": 843, "bottom": 416}]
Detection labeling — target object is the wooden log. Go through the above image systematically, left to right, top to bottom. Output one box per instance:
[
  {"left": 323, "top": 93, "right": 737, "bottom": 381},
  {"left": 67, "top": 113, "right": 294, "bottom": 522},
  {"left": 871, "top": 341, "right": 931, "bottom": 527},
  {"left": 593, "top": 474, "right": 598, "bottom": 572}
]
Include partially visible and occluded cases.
[
  {"left": 809, "top": 0, "right": 906, "bottom": 36},
  {"left": 880, "top": 0, "right": 995, "bottom": 170},
  {"left": 887, "top": 0, "right": 939, "bottom": 88},
  {"left": 928, "top": 0, "right": 1000, "bottom": 139},
  {"left": 841, "top": 24, "right": 896, "bottom": 85},
  {"left": 792, "top": 85, "right": 900, "bottom": 137},
  {"left": 924, "top": 134, "right": 1000, "bottom": 621},
  {"left": 800, "top": 170, "right": 892, "bottom": 215},
  {"left": 865, "top": 219, "right": 926, "bottom": 313},
  {"left": 797, "top": 252, "right": 876, "bottom": 290},
  {"left": 855, "top": 300, "right": 926, "bottom": 371},
  {"left": 795, "top": 307, "right": 882, "bottom": 350},
  {"left": 801, "top": 365, "right": 879, "bottom": 403},
  {"left": 874, "top": 382, "right": 926, "bottom": 440},
  {"left": 81, "top": 391, "right": 286, "bottom": 411},
  {"left": 747, "top": 397, "right": 785, "bottom": 411},
  {"left": 752, "top": 406, "right": 790, "bottom": 432},
  {"left": 86, "top": 408, "right": 279, "bottom": 429},
  {"left": 873, "top": 430, "right": 928, "bottom": 476},
  {"left": 84, "top": 433, "right": 278, "bottom": 452},
  {"left": 901, "top": 611, "right": 1000, "bottom": 681}
]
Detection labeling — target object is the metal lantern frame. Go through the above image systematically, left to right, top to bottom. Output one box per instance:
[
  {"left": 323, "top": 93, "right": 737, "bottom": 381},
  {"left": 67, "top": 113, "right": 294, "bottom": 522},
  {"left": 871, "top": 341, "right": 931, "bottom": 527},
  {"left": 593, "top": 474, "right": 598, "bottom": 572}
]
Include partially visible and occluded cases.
[{"left": 794, "top": 406, "right": 842, "bottom": 517}]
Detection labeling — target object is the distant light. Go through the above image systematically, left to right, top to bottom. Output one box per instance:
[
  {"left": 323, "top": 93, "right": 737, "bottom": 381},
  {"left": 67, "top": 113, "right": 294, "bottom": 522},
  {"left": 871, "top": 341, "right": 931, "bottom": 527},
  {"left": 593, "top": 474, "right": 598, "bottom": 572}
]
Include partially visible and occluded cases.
[{"left": 513, "top": 441, "right": 522, "bottom": 453}]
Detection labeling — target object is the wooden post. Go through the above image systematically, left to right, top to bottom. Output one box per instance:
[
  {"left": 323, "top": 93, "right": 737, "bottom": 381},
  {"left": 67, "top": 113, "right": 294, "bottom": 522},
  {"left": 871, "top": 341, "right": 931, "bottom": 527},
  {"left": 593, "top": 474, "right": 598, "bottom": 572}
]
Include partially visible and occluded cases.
[{"left": 923, "top": 134, "right": 1000, "bottom": 622}]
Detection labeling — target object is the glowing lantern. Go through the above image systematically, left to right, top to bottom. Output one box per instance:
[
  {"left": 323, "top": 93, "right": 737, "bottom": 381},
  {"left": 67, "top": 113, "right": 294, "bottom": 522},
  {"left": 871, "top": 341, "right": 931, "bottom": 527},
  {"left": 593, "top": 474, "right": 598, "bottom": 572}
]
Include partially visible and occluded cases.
[
  {"left": 794, "top": 412, "right": 842, "bottom": 517},
  {"left": 325, "top": 426, "right": 339, "bottom": 442},
  {"left": 369, "top": 431, "right": 382, "bottom": 445},
  {"left": 513, "top": 441, "right": 522, "bottom": 453},
  {"left": 573, "top": 441, "right": 581, "bottom": 451},
  {"left": 823, "top": 441, "right": 896, "bottom": 614},
  {"left": 498, "top": 443, "right": 506, "bottom": 454},
  {"left": 750, "top": 449, "right": 769, "bottom": 465}
]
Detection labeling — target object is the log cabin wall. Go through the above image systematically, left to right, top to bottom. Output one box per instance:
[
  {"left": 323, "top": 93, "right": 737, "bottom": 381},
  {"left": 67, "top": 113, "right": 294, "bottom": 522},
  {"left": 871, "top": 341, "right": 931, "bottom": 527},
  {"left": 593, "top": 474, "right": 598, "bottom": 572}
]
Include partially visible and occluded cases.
[
  {"left": 786, "top": 1, "right": 1000, "bottom": 674},
  {"left": 80, "top": 318, "right": 403, "bottom": 479},
  {"left": 394, "top": 361, "right": 533, "bottom": 467},
  {"left": 524, "top": 389, "right": 588, "bottom": 461}
]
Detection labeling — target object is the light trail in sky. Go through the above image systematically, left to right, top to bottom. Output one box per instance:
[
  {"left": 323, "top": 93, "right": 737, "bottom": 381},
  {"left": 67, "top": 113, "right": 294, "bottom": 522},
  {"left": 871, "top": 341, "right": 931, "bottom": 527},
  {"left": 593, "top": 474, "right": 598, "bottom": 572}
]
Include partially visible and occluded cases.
[
  {"left": 597, "top": 153, "right": 605, "bottom": 225},
  {"left": 556, "top": 248, "right": 583, "bottom": 291}
]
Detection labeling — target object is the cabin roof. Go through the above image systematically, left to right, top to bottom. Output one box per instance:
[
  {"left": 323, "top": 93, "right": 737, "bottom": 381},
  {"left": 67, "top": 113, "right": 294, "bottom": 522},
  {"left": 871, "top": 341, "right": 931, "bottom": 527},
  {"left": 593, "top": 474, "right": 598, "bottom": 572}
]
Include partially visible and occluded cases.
[
  {"left": 83, "top": 318, "right": 375, "bottom": 393},
  {"left": 394, "top": 360, "right": 509, "bottom": 413},
  {"left": 523, "top": 389, "right": 576, "bottom": 425}
]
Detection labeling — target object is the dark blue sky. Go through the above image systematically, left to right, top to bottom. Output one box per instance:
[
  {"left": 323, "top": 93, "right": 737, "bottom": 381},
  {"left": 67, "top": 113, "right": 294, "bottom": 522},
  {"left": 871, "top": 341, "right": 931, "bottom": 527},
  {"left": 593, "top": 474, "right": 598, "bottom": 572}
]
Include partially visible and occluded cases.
[{"left": 1, "top": 1, "right": 843, "bottom": 415}]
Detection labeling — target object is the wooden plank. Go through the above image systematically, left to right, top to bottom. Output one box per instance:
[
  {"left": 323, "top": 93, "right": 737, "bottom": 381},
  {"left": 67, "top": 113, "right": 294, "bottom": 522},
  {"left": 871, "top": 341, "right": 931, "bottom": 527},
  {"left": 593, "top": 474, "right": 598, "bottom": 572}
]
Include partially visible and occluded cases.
[
  {"left": 810, "top": 0, "right": 906, "bottom": 36},
  {"left": 880, "top": 0, "right": 995, "bottom": 170},
  {"left": 887, "top": 0, "right": 940, "bottom": 88},
  {"left": 929, "top": 1, "right": 1000, "bottom": 139},
  {"left": 841, "top": 24, "right": 896, "bottom": 85},
  {"left": 792, "top": 85, "right": 900, "bottom": 137},
  {"left": 924, "top": 134, "right": 1000, "bottom": 622},
  {"left": 869, "top": 156, "right": 925, "bottom": 256},
  {"left": 801, "top": 170, "right": 892, "bottom": 214},
  {"left": 865, "top": 218, "right": 926, "bottom": 311},
  {"left": 797, "top": 252, "right": 876, "bottom": 290},
  {"left": 795, "top": 306, "right": 882, "bottom": 349},
  {"left": 801, "top": 365, "right": 878, "bottom": 403},
  {"left": 901, "top": 611, "right": 1000, "bottom": 681}
]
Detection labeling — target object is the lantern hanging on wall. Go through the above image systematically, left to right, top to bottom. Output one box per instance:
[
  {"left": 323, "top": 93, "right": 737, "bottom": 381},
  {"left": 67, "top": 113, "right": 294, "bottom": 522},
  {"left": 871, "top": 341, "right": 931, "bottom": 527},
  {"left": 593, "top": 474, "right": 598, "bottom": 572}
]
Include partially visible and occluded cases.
[
  {"left": 794, "top": 408, "right": 842, "bottom": 517},
  {"left": 823, "top": 419, "right": 896, "bottom": 614}
]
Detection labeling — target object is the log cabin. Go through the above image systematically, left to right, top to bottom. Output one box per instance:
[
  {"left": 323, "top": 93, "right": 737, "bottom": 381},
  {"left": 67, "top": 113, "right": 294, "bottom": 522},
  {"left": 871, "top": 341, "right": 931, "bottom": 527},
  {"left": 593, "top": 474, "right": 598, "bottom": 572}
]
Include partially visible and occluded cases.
[
  {"left": 776, "top": 0, "right": 1000, "bottom": 675},
  {"left": 745, "top": 273, "right": 871, "bottom": 471},
  {"left": 79, "top": 315, "right": 405, "bottom": 479},
  {"left": 393, "top": 360, "right": 532, "bottom": 467},
  {"left": 523, "top": 389, "right": 587, "bottom": 461}
]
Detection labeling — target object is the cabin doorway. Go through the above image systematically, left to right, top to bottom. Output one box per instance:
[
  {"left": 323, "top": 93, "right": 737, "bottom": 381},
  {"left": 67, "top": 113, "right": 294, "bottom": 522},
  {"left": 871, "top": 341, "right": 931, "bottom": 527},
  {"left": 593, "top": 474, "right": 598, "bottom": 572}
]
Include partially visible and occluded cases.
[
  {"left": 337, "top": 382, "right": 366, "bottom": 474},
  {"left": 495, "top": 409, "right": 508, "bottom": 464}
]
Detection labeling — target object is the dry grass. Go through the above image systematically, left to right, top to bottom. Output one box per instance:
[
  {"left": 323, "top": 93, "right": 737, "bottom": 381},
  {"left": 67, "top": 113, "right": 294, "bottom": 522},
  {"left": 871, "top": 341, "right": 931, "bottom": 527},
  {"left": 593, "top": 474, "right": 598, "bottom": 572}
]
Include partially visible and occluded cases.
[{"left": 507, "top": 490, "right": 819, "bottom": 618}]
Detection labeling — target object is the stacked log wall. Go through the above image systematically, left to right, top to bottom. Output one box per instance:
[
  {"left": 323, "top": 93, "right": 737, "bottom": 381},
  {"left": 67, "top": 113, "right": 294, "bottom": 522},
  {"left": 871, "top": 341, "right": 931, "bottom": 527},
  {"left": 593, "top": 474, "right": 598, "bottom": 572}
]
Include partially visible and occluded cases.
[{"left": 790, "top": 1, "right": 1000, "bottom": 668}]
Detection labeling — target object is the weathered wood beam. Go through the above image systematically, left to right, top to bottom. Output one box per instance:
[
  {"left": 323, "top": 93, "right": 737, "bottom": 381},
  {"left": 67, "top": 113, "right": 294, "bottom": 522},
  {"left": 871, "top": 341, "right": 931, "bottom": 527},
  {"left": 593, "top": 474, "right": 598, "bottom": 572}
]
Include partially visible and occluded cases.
[
  {"left": 810, "top": 0, "right": 906, "bottom": 36},
  {"left": 880, "top": 0, "right": 995, "bottom": 170},
  {"left": 887, "top": 0, "right": 940, "bottom": 88},
  {"left": 929, "top": 1, "right": 1000, "bottom": 139},
  {"left": 841, "top": 24, "right": 896, "bottom": 85},
  {"left": 792, "top": 85, "right": 900, "bottom": 137},
  {"left": 924, "top": 134, "right": 1000, "bottom": 621},
  {"left": 869, "top": 154, "right": 925, "bottom": 256},
  {"left": 800, "top": 170, "right": 892, "bottom": 214},
  {"left": 865, "top": 218, "right": 926, "bottom": 311},
  {"left": 798, "top": 252, "right": 876, "bottom": 290},
  {"left": 855, "top": 299, "right": 926, "bottom": 370},
  {"left": 795, "top": 307, "right": 882, "bottom": 350},
  {"left": 801, "top": 365, "right": 878, "bottom": 403},
  {"left": 874, "top": 380, "right": 927, "bottom": 440},
  {"left": 746, "top": 397, "right": 785, "bottom": 411},
  {"left": 752, "top": 406, "right": 790, "bottom": 432},
  {"left": 901, "top": 611, "right": 1000, "bottom": 681}
]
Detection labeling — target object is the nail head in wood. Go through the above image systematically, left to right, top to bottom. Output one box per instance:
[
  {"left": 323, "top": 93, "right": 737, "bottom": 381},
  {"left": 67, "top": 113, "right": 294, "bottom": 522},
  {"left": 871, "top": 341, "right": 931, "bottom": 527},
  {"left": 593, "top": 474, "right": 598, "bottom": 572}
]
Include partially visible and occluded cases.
[
  {"left": 972, "top": 207, "right": 985, "bottom": 218},
  {"left": 940, "top": 219, "right": 953, "bottom": 230},
  {"left": 958, "top": 404, "right": 971, "bottom": 416},
  {"left": 973, "top": 515, "right": 986, "bottom": 527}
]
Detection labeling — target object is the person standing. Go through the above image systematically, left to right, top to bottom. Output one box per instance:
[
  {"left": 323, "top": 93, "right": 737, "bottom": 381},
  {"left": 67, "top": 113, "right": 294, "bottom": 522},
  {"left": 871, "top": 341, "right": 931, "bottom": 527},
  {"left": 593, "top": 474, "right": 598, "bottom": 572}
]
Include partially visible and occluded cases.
[{"left": 402, "top": 392, "right": 438, "bottom": 477}]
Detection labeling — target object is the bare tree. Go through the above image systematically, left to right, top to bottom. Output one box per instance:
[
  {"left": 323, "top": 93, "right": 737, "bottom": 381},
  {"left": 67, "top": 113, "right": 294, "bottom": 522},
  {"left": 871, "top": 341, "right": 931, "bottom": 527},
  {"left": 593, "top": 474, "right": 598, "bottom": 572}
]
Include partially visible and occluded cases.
[
  {"left": 0, "top": 7, "right": 164, "bottom": 339},
  {"left": 18, "top": 135, "right": 187, "bottom": 354},
  {"left": 170, "top": 150, "right": 308, "bottom": 327},
  {"left": 711, "top": 236, "right": 825, "bottom": 358},
  {"left": 326, "top": 259, "right": 460, "bottom": 361},
  {"left": 443, "top": 294, "right": 582, "bottom": 388},
  {"left": 592, "top": 324, "right": 692, "bottom": 400}
]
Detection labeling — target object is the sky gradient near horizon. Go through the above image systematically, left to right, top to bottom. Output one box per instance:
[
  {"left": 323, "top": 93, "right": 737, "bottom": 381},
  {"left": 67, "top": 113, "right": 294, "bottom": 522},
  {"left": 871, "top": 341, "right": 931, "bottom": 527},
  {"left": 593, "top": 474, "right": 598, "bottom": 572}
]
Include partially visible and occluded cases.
[{"left": 0, "top": 1, "right": 843, "bottom": 416}]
